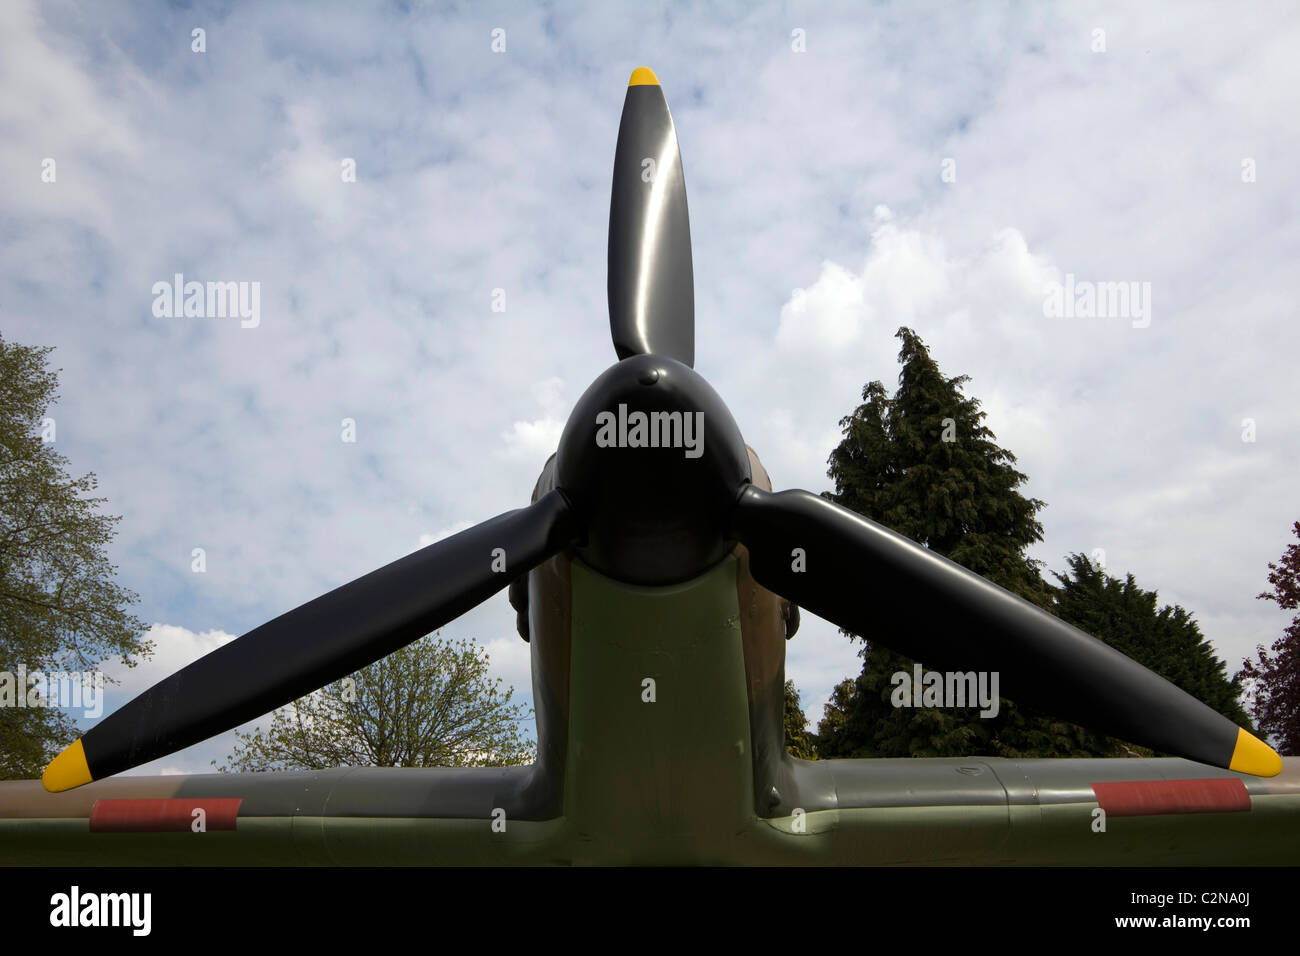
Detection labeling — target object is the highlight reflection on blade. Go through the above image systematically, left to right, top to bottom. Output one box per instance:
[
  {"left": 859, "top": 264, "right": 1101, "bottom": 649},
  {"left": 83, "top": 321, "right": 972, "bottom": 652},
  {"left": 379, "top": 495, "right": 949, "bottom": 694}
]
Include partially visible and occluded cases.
[{"left": 608, "top": 67, "right": 694, "bottom": 367}]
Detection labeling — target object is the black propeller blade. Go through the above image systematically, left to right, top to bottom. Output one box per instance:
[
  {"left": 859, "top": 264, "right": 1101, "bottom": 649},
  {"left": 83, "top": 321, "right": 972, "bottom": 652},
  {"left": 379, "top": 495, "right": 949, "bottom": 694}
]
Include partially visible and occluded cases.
[
  {"left": 607, "top": 66, "right": 694, "bottom": 367},
  {"left": 729, "top": 485, "right": 1281, "bottom": 777},
  {"left": 43, "top": 490, "right": 579, "bottom": 790}
]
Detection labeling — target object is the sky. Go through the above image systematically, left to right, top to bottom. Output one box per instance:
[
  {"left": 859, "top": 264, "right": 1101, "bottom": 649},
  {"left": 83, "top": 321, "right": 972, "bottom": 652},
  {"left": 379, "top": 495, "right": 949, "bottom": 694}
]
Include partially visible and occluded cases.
[{"left": 3, "top": 0, "right": 1298, "bottom": 775}]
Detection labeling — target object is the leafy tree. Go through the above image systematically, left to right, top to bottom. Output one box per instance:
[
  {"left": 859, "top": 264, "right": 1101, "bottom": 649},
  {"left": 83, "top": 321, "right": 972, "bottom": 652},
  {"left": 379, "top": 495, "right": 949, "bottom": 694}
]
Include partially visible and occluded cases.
[
  {"left": 814, "top": 328, "right": 1116, "bottom": 759},
  {"left": 0, "top": 334, "right": 149, "bottom": 778},
  {"left": 1241, "top": 522, "right": 1300, "bottom": 754},
  {"left": 1053, "top": 553, "right": 1252, "bottom": 733},
  {"left": 217, "top": 632, "right": 534, "bottom": 771},
  {"left": 783, "top": 679, "right": 817, "bottom": 759},
  {"left": 815, "top": 679, "right": 854, "bottom": 747}
]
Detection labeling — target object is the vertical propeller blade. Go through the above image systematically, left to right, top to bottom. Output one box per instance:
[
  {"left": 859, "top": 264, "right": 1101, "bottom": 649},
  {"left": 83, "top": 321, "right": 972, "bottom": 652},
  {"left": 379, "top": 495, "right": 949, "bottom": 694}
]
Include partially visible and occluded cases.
[{"left": 608, "top": 67, "right": 695, "bottom": 367}]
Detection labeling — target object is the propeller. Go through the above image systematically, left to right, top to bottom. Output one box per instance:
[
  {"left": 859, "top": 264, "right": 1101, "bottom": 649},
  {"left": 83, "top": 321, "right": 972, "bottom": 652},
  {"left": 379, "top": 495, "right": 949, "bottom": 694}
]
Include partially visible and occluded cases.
[
  {"left": 607, "top": 66, "right": 694, "bottom": 367},
  {"left": 44, "top": 67, "right": 1280, "bottom": 792},
  {"left": 729, "top": 487, "right": 1280, "bottom": 775},
  {"left": 44, "top": 492, "right": 578, "bottom": 790}
]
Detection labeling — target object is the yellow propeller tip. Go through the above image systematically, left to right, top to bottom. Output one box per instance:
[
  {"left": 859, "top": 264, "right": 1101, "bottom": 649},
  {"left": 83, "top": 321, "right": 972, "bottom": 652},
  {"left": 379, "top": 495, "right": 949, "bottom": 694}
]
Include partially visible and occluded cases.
[
  {"left": 628, "top": 67, "right": 660, "bottom": 87},
  {"left": 1228, "top": 727, "right": 1283, "bottom": 777},
  {"left": 42, "top": 739, "right": 92, "bottom": 792}
]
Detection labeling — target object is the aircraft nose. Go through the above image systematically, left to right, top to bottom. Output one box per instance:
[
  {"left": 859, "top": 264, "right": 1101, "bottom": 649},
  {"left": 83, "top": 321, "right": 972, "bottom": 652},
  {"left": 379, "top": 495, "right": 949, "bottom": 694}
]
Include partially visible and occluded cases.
[{"left": 554, "top": 355, "right": 751, "bottom": 585}]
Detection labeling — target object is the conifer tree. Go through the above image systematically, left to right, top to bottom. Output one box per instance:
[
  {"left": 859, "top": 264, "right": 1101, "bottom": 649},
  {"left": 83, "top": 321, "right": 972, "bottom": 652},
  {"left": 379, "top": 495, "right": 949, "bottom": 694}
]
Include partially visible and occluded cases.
[{"left": 815, "top": 328, "right": 1115, "bottom": 758}]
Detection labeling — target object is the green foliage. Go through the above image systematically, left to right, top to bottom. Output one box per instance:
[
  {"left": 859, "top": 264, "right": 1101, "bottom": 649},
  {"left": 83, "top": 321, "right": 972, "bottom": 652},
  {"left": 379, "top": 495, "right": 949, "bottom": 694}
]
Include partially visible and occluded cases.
[
  {"left": 814, "top": 328, "right": 1121, "bottom": 759},
  {"left": 825, "top": 329, "right": 1051, "bottom": 603},
  {"left": 0, "top": 334, "right": 149, "bottom": 778},
  {"left": 1241, "top": 522, "right": 1300, "bottom": 754},
  {"left": 1053, "top": 553, "right": 1252, "bottom": 733},
  {"left": 217, "top": 632, "right": 534, "bottom": 771},
  {"left": 783, "top": 679, "right": 817, "bottom": 759},
  {"left": 0, "top": 707, "right": 77, "bottom": 781}
]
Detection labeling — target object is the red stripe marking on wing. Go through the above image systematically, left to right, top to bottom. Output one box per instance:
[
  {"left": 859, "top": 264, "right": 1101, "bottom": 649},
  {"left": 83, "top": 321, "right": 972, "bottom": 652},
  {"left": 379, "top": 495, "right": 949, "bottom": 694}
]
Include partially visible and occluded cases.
[
  {"left": 1090, "top": 779, "right": 1250, "bottom": 817},
  {"left": 89, "top": 798, "right": 243, "bottom": 832}
]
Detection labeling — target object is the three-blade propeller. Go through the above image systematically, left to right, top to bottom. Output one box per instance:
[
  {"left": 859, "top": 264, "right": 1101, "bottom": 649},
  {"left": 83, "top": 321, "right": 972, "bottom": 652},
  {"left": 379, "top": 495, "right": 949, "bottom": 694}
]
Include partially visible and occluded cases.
[{"left": 44, "top": 67, "right": 1280, "bottom": 792}]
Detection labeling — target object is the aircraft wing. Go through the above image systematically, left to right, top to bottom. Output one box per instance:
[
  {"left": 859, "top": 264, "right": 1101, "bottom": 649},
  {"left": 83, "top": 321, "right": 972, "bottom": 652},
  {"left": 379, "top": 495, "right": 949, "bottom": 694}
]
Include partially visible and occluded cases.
[
  {"left": 754, "top": 755, "right": 1300, "bottom": 865},
  {"left": 3, "top": 756, "right": 1297, "bottom": 865},
  {"left": 0, "top": 767, "right": 566, "bottom": 866}
]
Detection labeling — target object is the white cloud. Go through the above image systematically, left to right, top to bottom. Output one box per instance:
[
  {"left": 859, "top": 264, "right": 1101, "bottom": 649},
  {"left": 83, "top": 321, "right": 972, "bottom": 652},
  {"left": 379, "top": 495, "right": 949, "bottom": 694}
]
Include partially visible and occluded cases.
[
  {"left": 775, "top": 207, "right": 958, "bottom": 353},
  {"left": 777, "top": 260, "right": 867, "bottom": 351},
  {"left": 499, "top": 376, "right": 568, "bottom": 461},
  {"left": 500, "top": 417, "right": 565, "bottom": 461},
  {"left": 416, "top": 520, "right": 476, "bottom": 549},
  {"left": 100, "top": 624, "right": 237, "bottom": 700}
]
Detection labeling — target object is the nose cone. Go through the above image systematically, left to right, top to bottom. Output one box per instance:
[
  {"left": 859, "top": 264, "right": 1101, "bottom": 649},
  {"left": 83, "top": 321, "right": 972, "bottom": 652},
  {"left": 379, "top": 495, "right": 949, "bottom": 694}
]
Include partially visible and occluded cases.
[{"left": 556, "top": 355, "right": 751, "bottom": 584}]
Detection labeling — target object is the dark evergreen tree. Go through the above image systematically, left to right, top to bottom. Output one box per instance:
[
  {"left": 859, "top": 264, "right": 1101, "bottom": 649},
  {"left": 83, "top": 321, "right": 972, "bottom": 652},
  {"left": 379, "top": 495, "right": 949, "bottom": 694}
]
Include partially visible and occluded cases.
[
  {"left": 814, "top": 328, "right": 1118, "bottom": 759},
  {"left": 1241, "top": 522, "right": 1300, "bottom": 754}
]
